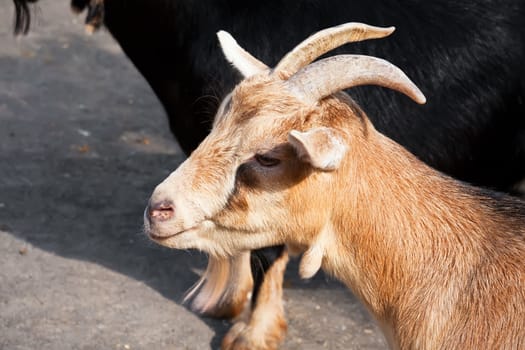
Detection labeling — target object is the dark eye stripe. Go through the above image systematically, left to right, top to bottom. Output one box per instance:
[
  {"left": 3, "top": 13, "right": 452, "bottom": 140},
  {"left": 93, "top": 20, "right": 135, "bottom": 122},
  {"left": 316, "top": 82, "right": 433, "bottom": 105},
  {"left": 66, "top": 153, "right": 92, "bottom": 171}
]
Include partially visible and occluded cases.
[{"left": 254, "top": 154, "right": 281, "bottom": 167}]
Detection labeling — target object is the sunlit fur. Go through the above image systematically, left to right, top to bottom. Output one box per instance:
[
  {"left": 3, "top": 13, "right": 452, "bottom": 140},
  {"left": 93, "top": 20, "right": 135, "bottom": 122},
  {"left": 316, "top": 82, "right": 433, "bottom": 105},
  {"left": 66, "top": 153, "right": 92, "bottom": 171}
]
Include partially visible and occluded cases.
[
  {"left": 147, "top": 71, "right": 525, "bottom": 348},
  {"left": 183, "top": 253, "right": 253, "bottom": 319}
]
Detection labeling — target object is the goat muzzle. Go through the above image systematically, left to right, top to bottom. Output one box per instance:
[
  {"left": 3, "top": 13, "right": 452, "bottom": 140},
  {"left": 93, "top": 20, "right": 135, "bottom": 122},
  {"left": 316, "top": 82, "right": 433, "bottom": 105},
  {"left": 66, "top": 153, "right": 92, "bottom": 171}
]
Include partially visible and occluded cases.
[{"left": 146, "top": 200, "right": 175, "bottom": 223}]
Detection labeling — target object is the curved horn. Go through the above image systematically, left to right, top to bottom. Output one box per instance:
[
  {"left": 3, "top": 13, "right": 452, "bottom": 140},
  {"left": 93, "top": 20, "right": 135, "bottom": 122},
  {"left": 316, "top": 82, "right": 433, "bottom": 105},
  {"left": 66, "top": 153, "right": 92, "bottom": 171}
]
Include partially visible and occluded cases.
[
  {"left": 274, "top": 22, "right": 394, "bottom": 79},
  {"left": 217, "top": 30, "right": 269, "bottom": 78},
  {"left": 287, "top": 55, "right": 426, "bottom": 104}
]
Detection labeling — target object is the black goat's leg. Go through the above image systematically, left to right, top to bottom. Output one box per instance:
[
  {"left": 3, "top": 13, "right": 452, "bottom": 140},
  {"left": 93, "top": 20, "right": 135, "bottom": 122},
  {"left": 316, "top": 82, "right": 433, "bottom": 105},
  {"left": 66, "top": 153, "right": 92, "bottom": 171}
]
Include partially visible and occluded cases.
[{"left": 71, "top": 0, "right": 104, "bottom": 34}]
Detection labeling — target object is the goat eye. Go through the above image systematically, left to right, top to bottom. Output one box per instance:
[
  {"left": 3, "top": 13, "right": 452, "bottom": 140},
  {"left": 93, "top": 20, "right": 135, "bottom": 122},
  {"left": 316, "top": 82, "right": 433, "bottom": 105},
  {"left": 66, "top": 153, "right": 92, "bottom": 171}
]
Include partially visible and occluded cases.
[{"left": 254, "top": 154, "right": 281, "bottom": 167}]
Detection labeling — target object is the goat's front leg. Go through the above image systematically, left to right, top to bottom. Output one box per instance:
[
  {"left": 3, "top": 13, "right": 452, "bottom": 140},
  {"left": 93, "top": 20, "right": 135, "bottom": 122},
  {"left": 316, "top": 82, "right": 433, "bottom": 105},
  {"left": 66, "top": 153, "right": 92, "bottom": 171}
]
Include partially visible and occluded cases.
[
  {"left": 222, "top": 246, "right": 289, "bottom": 350},
  {"left": 189, "top": 252, "right": 254, "bottom": 319}
]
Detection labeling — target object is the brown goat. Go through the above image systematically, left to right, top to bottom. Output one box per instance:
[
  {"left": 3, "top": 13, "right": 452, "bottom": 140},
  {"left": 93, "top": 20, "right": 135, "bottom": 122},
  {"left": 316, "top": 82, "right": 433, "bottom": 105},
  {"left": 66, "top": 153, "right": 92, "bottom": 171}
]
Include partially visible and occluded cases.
[{"left": 145, "top": 23, "right": 525, "bottom": 349}]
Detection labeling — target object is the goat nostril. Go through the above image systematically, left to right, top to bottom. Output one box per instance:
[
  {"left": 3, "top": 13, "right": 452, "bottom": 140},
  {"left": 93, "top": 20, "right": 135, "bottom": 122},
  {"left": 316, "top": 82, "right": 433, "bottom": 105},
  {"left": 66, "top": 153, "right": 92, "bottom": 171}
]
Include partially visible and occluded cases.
[{"left": 148, "top": 200, "right": 175, "bottom": 222}]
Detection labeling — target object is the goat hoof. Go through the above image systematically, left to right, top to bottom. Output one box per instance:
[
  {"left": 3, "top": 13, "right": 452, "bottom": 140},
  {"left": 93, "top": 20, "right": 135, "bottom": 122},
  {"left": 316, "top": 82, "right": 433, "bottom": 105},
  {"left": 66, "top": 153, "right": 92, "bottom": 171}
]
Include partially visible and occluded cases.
[{"left": 221, "top": 322, "right": 248, "bottom": 350}]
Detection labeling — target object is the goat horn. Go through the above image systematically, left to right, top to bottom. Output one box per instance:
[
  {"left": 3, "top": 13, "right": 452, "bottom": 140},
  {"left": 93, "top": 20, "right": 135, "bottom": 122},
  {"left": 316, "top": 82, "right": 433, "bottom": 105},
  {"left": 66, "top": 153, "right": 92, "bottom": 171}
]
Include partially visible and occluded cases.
[
  {"left": 274, "top": 22, "right": 394, "bottom": 79},
  {"left": 217, "top": 30, "right": 269, "bottom": 78},
  {"left": 287, "top": 55, "right": 426, "bottom": 104}
]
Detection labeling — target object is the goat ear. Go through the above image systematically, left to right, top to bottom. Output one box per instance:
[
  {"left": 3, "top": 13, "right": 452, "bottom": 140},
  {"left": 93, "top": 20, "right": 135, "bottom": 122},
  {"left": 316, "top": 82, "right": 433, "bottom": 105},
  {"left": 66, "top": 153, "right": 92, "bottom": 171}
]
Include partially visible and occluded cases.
[
  {"left": 217, "top": 31, "right": 269, "bottom": 78},
  {"left": 288, "top": 127, "right": 347, "bottom": 171}
]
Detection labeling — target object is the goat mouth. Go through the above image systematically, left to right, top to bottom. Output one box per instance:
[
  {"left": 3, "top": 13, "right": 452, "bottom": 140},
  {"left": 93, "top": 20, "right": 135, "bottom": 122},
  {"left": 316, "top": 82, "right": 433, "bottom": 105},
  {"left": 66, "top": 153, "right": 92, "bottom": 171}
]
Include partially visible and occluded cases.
[{"left": 148, "top": 226, "right": 197, "bottom": 241}]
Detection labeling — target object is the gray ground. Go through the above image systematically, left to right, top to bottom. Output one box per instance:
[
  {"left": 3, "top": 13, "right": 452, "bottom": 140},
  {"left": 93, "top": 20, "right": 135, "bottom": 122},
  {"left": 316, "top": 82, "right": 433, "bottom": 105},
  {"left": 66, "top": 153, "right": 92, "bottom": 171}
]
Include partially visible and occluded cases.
[{"left": 0, "top": 2, "right": 386, "bottom": 349}]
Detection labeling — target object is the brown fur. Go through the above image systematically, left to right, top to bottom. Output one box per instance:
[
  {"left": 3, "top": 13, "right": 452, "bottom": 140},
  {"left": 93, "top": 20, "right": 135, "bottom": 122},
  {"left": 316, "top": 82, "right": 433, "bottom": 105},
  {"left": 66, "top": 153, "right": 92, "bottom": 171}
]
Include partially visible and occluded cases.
[{"left": 147, "top": 46, "right": 525, "bottom": 350}]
